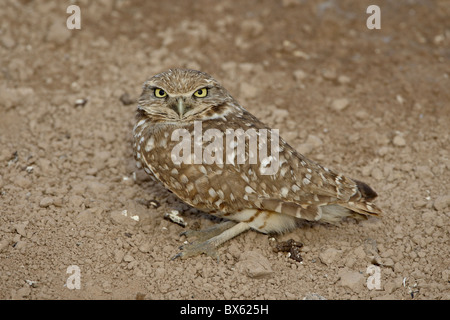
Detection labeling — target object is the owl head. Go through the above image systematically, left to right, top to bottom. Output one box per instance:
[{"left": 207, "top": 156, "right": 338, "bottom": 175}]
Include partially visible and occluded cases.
[{"left": 137, "top": 69, "right": 239, "bottom": 123}]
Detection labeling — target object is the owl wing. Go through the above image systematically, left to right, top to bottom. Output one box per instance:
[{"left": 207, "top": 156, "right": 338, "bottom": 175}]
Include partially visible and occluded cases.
[{"left": 203, "top": 110, "right": 382, "bottom": 223}]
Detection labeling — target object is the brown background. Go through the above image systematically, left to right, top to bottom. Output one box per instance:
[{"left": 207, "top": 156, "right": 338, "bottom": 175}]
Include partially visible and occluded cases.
[{"left": 0, "top": 0, "right": 449, "bottom": 300}]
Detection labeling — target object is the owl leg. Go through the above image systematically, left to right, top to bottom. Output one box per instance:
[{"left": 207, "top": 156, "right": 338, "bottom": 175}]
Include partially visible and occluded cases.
[
  {"left": 180, "top": 220, "right": 236, "bottom": 243},
  {"left": 171, "top": 222, "right": 250, "bottom": 261}
]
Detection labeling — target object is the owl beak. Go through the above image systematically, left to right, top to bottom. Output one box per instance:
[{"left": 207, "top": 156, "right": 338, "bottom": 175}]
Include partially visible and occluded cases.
[{"left": 177, "top": 97, "right": 185, "bottom": 118}]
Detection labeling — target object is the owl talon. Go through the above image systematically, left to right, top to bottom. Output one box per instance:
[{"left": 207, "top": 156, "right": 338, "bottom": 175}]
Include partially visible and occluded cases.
[{"left": 171, "top": 240, "right": 220, "bottom": 262}]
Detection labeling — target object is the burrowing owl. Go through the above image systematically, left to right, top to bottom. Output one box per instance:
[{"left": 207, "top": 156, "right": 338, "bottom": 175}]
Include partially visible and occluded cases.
[{"left": 133, "top": 69, "right": 381, "bottom": 260}]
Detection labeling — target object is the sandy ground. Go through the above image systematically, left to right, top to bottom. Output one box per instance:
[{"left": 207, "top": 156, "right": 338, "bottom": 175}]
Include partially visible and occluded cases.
[{"left": 0, "top": 0, "right": 449, "bottom": 300}]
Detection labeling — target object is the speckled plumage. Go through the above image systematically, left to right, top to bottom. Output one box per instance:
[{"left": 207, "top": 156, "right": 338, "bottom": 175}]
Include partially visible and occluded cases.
[{"left": 133, "top": 68, "right": 382, "bottom": 259}]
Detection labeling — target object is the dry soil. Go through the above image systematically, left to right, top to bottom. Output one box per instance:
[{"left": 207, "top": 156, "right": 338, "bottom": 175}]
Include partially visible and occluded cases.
[{"left": 0, "top": 0, "right": 449, "bottom": 300}]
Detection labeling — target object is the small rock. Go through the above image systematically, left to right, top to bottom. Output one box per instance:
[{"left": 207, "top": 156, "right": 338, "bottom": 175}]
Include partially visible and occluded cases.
[
  {"left": 46, "top": 21, "right": 71, "bottom": 44},
  {"left": 293, "top": 50, "right": 310, "bottom": 59},
  {"left": 322, "top": 68, "right": 337, "bottom": 80},
  {"left": 293, "top": 69, "right": 307, "bottom": 81},
  {"left": 337, "top": 75, "right": 351, "bottom": 85},
  {"left": 119, "top": 93, "right": 135, "bottom": 105},
  {"left": 396, "top": 94, "right": 405, "bottom": 105},
  {"left": 74, "top": 98, "right": 88, "bottom": 107},
  {"left": 331, "top": 98, "right": 349, "bottom": 111},
  {"left": 355, "top": 110, "right": 368, "bottom": 120},
  {"left": 392, "top": 135, "right": 406, "bottom": 147},
  {"left": 377, "top": 146, "right": 390, "bottom": 157},
  {"left": 414, "top": 165, "right": 433, "bottom": 180},
  {"left": 15, "top": 176, "right": 32, "bottom": 189},
  {"left": 434, "top": 195, "right": 450, "bottom": 211},
  {"left": 39, "top": 197, "right": 54, "bottom": 208},
  {"left": 75, "top": 210, "right": 95, "bottom": 224},
  {"left": 14, "top": 222, "right": 28, "bottom": 237},
  {"left": 0, "top": 239, "right": 11, "bottom": 252},
  {"left": 14, "top": 240, "right": 27, "bottom": 250},
  {"left": 138, "top": 242, "right": 151, "bottom": 253},
  {"left": 353, "top": 246, "right": 366, "bottom": 260},
  {"left": 319, "top": 248, "right": 341, "bottom": 266},
  {"left": 114, "top": 249, "right": 125, "bottom": 263},
  {"left": 236, "top": 251, "right": 273, "bottom": 279},
  {"left": 123, "top": 254, "right": 134, "bottom": 262},
  {"left": 383, "top": 258, "right": 395, "bottom": 268},
  {"left": 154, "top": 267, "right": 165, "bottom": 278},
  {"left": 442, "top": 269, "right": 450, "bottom": 282},
  {"left": 338, "top": 270, "right": 365, "bottom": 292},
  {"left": 384, "top": 277, "right": 403, "bottom": 294},
  {"left": 102, "top": 281, "right": 112, "bottom": 293},
  {"left": 16, "top": 285, "right": 31, "bottom": 298},
  {"left": 303, "top": 293, "right": 327, "bottom": 300}
]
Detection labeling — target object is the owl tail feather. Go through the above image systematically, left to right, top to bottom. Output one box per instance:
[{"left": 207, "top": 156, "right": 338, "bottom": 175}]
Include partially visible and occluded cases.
[
  {"left": 320, "top": 180, "right": 382, "bottom": 224},
  {"left": 320, "top": 201, "right": 382, "bottom": 224}
]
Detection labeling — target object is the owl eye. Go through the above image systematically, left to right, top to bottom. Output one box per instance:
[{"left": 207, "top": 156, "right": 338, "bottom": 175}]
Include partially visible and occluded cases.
[
  {"left": 154, "top": 88, "right": 167, "bottom": 98},
  {"left": 193, "top": 88, "right": 208, "bottom": 98}
]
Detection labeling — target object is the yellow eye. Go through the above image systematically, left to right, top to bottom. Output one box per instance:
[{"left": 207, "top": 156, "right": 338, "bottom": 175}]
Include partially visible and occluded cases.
[
  {"left": 154, "top": 88, "right": 167, "bottom": 98},
  {"left": 193, "top": 88, "right": 208, "bottom": 98}
]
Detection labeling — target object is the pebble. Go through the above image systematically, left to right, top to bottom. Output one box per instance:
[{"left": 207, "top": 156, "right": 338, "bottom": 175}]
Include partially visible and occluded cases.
[
  {"left": 46, "top": 21, "right": 71, "bottom": 44},
  {"left": 322, "top": 68, "right": 337, "bottom": 80},
  {"left": 293, "top": 69, "right": 307, "bottom": 81},
  {"left": 337, "top": 75, "right": 351, "bottom": 85},
  {"left": 331, "top": 98, "right": 349, "bottom": 111},
  {"left": 392, "top": 135, "right": 406, "bottom": 147},
  {"left": 377, "top": 146, "right": 390, "bottom": 157},
  {"left": 414, "top": 165, "right": 433, "bottom": 180},
  {"left": 15, "top": 176, "right": 32, "bottom": 189},
  {"left": 433, "top": 195, "right": 450, "bottom": 211},
  {"left": 39, "top": 197, "right": 54, "bottom": 208},
  {"left": 75, "top": 209, "right": 95, "bottom": 224},
  {"left": 14, "top": 222, "right": 28, "bottom": 237},
  {"left": 0, "top": 239, "right": 11, "bottom": 252},
  {"left": 138, "top": 242, "right": 151, "bottom": 253},
  {"left": 319, "top": 248, "right": 340, "bottom": 266},
  {"left": 114, "top": 249, "right": 125, "bottom": 263},
  {"left": 236, "top": 251, "right": 273, "bottom": 279},
  {"left": 123, "top": 254, "right": 134, "bottom": 262},
  {"left": 338, "top": 269, "right": 365, "bottom": 292},
  {"left": 384, "top": 277, "right": 403, "bottom": 294},
  {"left": 15, "top": 285, "right": 31, "bottom": 299},
  {"left": 303, "top": 293, "right": 327, "bottom": 300}
]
